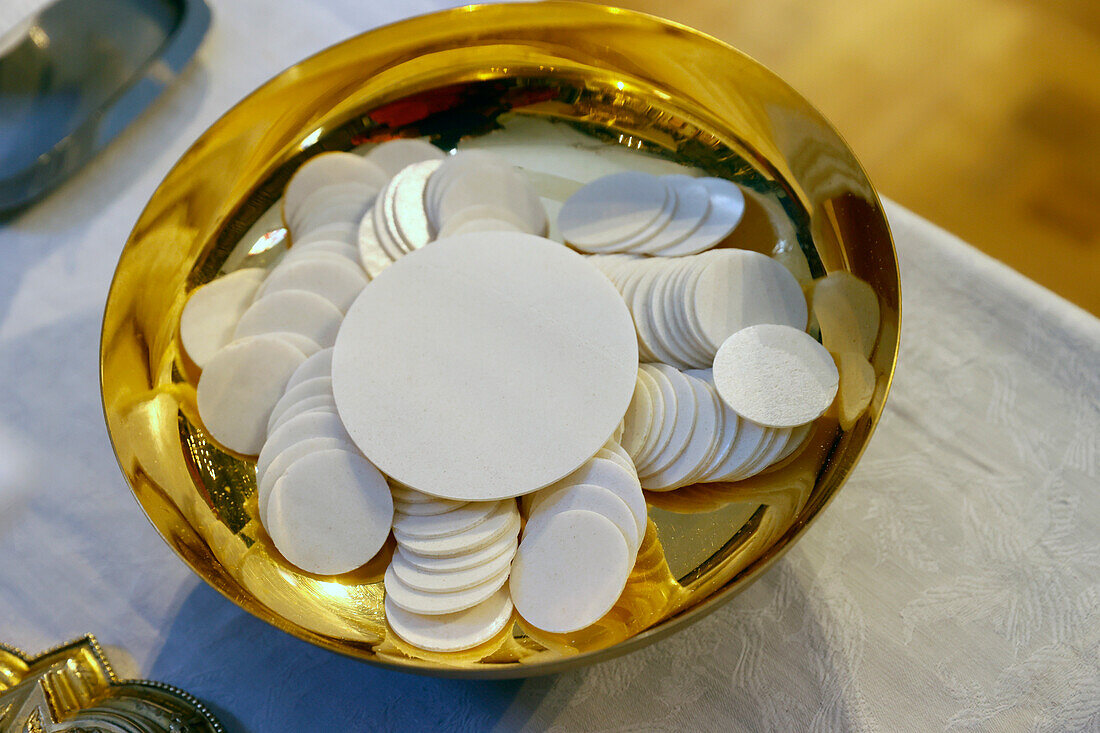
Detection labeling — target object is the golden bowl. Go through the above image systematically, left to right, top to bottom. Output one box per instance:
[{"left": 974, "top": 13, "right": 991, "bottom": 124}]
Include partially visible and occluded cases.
[{"left": 100, "top": 1, "right": 899, "bottom": 677}]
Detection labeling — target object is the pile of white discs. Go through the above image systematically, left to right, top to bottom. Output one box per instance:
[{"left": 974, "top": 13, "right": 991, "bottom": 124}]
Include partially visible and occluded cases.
[{"left": 179, "top": 137, "right": 879, "bottom": 652}]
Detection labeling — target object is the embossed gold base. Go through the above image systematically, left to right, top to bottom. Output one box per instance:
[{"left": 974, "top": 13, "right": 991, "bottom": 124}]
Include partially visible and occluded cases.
[
  {"left": 100, "top": 2, "right": 899, "bottom": 677},
  {"left": 0, "top": 635, "right": 224, "bottom": 732}
]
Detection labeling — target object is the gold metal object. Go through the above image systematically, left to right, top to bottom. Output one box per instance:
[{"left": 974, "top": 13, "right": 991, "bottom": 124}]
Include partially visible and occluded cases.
[
  {"left": 100, "top": 2, "right": 900, "bottom": 677},
  {"left": 0, "top": 635, "right": 224, "bottom": 732}
]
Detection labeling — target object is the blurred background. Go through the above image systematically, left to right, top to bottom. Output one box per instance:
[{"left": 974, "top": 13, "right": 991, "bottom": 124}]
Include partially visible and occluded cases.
[
  {"left": 2, "top": 0, "right": 1098, "bottom": 313},
  {"left": 584, "top": 0, "right": 1100, "bottom": 314}
]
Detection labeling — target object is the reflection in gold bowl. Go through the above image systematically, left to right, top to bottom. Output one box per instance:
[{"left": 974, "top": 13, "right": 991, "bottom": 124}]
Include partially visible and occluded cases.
[{"left": 100, "top": 2, "right": 899, "bottom": 677}]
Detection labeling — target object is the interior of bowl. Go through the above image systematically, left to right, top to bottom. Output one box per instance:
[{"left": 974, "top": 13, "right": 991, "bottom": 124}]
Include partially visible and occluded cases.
[{"left": 100, "top": 1, "right": 899, "bottom": 678}]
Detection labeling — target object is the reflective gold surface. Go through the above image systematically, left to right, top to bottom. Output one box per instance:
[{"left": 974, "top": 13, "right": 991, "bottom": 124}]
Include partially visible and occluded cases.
[
  {"left": 100, "top": 2, "right": 899, "bottom": 677},
  {"left": 0, "top": 635, "right": 224, "bottom": 731}
]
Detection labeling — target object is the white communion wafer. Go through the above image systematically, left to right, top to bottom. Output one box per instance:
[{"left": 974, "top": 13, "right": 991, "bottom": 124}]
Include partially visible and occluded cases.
[
  {"left": 364, "top": 138, "right": 445, "bottom": 177},
  {"left": 282, "top": 153, "right": 387, "bottom": 226},
  {"left": 388, "top": 159, "right": 441, "bottom": 250},
  {"left": 436, "top": 164, "right": 547, "bottom": 237},
  {"left": 558, "top": 171, "right": 669, "bottom": 249},
  {"left": 636, "top": 175, "right": 711, "bottom": 255},
  {"left": 669, "top": 177, "right": 745, "bottom": 253},
  {"left": 607, "top": 181, "right": 678, "bottom": 253},
  {"left": 289, "top": 183, "right": 378, "bottom": 233},
  {"left": 294, "top": 196, "right": 374, "bottom": 240},
  {"left": 435, "top": 204, "right": 529, "bottom": 237},
  {"left": 444, "top": 218, "right": 524, "bottom": 236},
  {"left": 292, "top": 222, "right": 357, "bottom": 247},
  {"left": 332, "top": 232, "right": 637, "bottom": 501},
  {"left": 283, "top": 240, "right": 361, "bottom": 265},
  {"left": 691, "top": 250, "right": 807, "bottom": 352},
  {"left": 255, "top": 257, "right": 366, "bottom": 313},
  {"left": 180, "top": 269, "right": 267, "bottom": 368},
  {"left": 234, "top": 290, "right": 344, "bottom": 348},
  {"left": 713, "top": 324, "right": 839, "bottom": 428},
  {"left": 262, "top": 332, "right": 322, "bottom": 358},
  {"left": 196, "top": 335, "right": 306, "bottom": 455},
  {"left": 284, "top": 347, "right": 333, "bottom": 391},
  {"left": 637, "top": 364, "right": 697, "bottom": 477},
  {"left": 629, "top": 370, "right": 666, "bottom": 469},
  {"left": 683, "top": 371, "right": 741, "bottom": 481},
  {"left": 641, "top": 373, "right": 722, "bottom": 491},
  {"left": 619, "top": 374, "right": 655, "bottom": 460},
  {"left": 265, "top": 376, "right": 333, "bottom": 434},
  {"left": 268, "top": 396, "right": 336, "bottom": 436},
  {"left": 256, "top": 410, "right": 351, "bottom": 479},
  {"left": 772, "top": 422, "right": 813, "bottom": 465},
  {"left": 739, "top": 425, "right": 793, "bottom": 478},
  {"left": 256, "top": 435, "right": 357, "bottom": 523},
  {"left": 595, "top": 447, "right": 635, "bottom": 478},
  {"left": 266, "top": 449, "right": 393, "bottom": 575},
  {"left": 535, "top": 457, "right": 646, "bottom": 539},
  {"left": 527, "top": 483, "right": 639, "bottom": 556},
  {"left": 390, "top": 484, "right": 451, "bottom": 504},
  {"left": 392, "top": 497, "right": 470, "bottom": 517},
  {"left": 392, "top": 500, "right": 500, "bottom": 541},
  {"left": 395, "top": 503, "right": 520, "bottom": 558},
  {"left": 511, "top": 510, "right": 630, "bottom": 634},
  {"left": 399, "top": 533, "right": 517, "bottom": 575},
  {"left": 391, "top": 543, "right": 516, "bottom": 594},
  {"left": 384, "top": 562, "right": 510, "bottom": 615},
  {"left": 384, "top": 584, "right": 513, "bottom": 653}
]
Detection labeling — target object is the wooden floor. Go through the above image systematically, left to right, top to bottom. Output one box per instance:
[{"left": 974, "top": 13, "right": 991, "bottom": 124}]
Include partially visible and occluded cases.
[{"left": 586, "top": 0, "right": 1100, "bottom": 314}]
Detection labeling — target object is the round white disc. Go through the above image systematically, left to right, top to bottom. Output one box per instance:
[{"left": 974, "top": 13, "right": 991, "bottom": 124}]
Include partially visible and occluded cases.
[
  {"left": 364, "top": 138, "right": 445, "bottom": 177},
  {"left": 282, "top": 152, "right": 387, "bottom": 226},
  {"left": 558, "top": 172, "right": 668, "bottom": 249},
  {"left": 667, "top": 177, "right": 745, "bottom": 254},
  {"left": 436, "top": 204, "right": 529, "bottom": 237},
  {"left": 293, "top": 222, "right": 357, "bottom": 247},
  {"left": 332, "top": 232, "right": 638, "bottom": 501},
  {"left": 283, "top": 240, "right": 360, "bottom": 265},
  {"left": 691, "top": 250, "right": 807, "bottom": 352},
  {"left": 256, "top": 258, "right": 366, "bottom": 313},
  {"left": 180, "top": 269, "right": 266, "bottom": 368},
  {"left": 234, "top": 290, "right": 344, "bottom": 348},
  {"left": 713, "top": 324, "right": 839, "bottom": 428},
  {"left": 196, "top": 335, "right": 306, "bottom": 455},
  {"left": 284, "top": 347, "right": 333, "bottom": 391},
  {"left": 637, "top": 364, "right": 698, "bottom": 477},
  {"left": 641, "top": 373, "right": 721, "bottom": 491},
  {"left": 619, "top": 374, "right": 655, "bottom": 460},
  {"left": 265, "top": 376, "right": 333, "bottom": 434},
  {"left": 268, "top": 397, "right": 335, "bottom": 436},
  {"left": 256, "top": 410, "right": 351, "bottom": 480},
  {"left": 256, "top": 435, "right": 356, "bottom": 523},
  {"left": 266, "top": 448, "right": 393, "bottom": 575},
  {"left": 534, "top": 457, "right": 646, "bottom": 539},
  {"left": 527, "top": 483, "right": 639, "bottom": 555},
  {"left": 393, "top": 497, "right": 469, "bottom": 517},
  {"left": 393, "top": 500, "right": 500, "bottom": 541},
  {"left": 395, "top": 503, "right": 519, "bottom": 558},
  {"left": 511, "top": 510, "right": 630, "bottom": 634},
  {"left": 400, "top": 533, "right": 517, "bottom": 575},
  {"left": 391, "top": 544, "right": 516, "bottom": 593},
  {"left": 384, "top": 562, "right": 510, "bottom": 615},
  {"left": 384, "top": 584, "right": 513, "bottom": 653}
]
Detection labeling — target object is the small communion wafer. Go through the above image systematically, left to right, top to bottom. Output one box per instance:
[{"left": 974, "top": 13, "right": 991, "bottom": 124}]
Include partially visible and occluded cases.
[
  {"left": 365, "top": 138, "right": 445, "bottom": 177},
  {"left": 282, "top": 152, "right": 386, "bottom": 226},
  {"left": 559, "top": 172, "right": 669, "bottom": 249},
  {"left": 293, "top": 222, "right": 357, "bottom": 247},
  {"left": 283, "top": 240, "right": 360, "bottom": 265},
  {"left": 691, "top": 249, "right": 807, "bottom": 352},
  {"left": 256, "top": 257, "right": 367, "bottom": 313},
  {"left": 180, "top": 268, "right": 267, "bottom": 368},
  {"left": 234, "top": 290, "right": 343, "bottom": 348},
  {"left": 713, "top": 324, "right": 839, "bottom": 428},
  {"left": 196, "top": 335, "right": 307, "bottom": 455},
  {"left": 284, "top": 347, "right": 333, "bottom": 391},
  {"left": 637, "top": 364, "right": 698, "bottom": 477},
  {"left": 641, "top": 372, "right": 723, "bottom": 491},
  {"left": 265, "top": 376, "right": 334, "bottom": 434},
  {"left": 268, "top": 395, "right": 336, "bottom": 434},
  {"left": 257, "top": 410, "right": 351, "bottom": 479},
  {"left": 256, "top": 435, "right": 357, "bottom": 522},
  {"left": 266, "top": 448, "right": 393, "bottom": 575},
  {"left": 534, "top": 457, "right": 646, "bottom": 539},
  {"left": 527, "top": 483, "right": 639, "bottom": 555},
  {"left": 392, "top": 497, "right": 469, "bottom": 517},
  {"left": 392, "top": 500, "right": 500, "bottom": 541},
  {"left": 395, "top": 503, "right": 520, "bottom": 558},
  {"left": 511, "top": 510, "right": 630, "bottom": 634},
  {"left": 400, "top": 533, "right": 517, "bottom": 575},
  {"left": 391, "top": 543, "right": 516, "bottom": 593},
  {"left": 384, "top": 561, "right": 510, "bottom": 616},
  {"left": 384, "top": 584, "right": 513, "bottom": 653}
]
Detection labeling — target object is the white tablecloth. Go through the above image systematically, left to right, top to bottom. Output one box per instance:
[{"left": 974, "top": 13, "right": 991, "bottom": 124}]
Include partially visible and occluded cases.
[{"left": 2, "top": 2, "right": 1098, "bottom": 731}]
